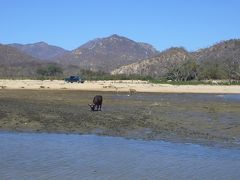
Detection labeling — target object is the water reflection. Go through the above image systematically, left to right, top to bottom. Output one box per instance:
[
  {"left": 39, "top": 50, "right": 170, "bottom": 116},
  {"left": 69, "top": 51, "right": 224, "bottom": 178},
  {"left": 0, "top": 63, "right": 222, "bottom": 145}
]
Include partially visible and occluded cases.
[{"left": 1, "top": 132, "right": 240, "bottom": 180}]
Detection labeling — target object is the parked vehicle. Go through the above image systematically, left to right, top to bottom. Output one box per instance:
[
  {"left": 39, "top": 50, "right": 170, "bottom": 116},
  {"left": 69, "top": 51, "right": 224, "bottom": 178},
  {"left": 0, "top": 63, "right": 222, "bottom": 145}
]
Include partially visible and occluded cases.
[{"left": 64, "top": 76, "right": 84, "bottom": 83}]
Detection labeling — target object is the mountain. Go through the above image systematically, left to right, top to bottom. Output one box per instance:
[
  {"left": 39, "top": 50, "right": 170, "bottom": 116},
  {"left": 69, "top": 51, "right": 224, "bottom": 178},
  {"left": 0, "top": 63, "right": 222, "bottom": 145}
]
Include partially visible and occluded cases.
[
  {"left": 55, "top": 34, "right": 159, "bottom": 72},
  {"left": 111, "top": 39, "right": 240, "bottom": 78},
  {"left": 192, "top": 39, "right": 240, "bottom": 63},
  {"left": 192, "top": 39, "right": 240, "bottom": 79},
  {"left": 8, "top": 42, "right": 69, "bottom": 60},
  {"left": 0, "top": 44, "right": 42, "bottom": 77},
  {"left": 0, "top": 44, "right": 40, "bottom": 65},
  {"left": 111, "top": 47, "right": 193, "bottom": 77}
]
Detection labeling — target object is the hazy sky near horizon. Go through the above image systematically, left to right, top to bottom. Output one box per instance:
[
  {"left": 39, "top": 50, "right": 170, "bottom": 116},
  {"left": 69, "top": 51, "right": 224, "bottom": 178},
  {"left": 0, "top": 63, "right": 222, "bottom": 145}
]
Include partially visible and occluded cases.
[{"left": 1, "top": 0, "right": 240, "bottom": 51}]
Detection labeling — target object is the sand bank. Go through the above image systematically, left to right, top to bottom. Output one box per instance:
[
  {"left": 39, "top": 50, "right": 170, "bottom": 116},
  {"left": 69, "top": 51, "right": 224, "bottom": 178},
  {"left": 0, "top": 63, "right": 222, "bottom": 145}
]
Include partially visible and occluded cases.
[{"left": 0, "top": 79, "right": 240, "bottom": 93}]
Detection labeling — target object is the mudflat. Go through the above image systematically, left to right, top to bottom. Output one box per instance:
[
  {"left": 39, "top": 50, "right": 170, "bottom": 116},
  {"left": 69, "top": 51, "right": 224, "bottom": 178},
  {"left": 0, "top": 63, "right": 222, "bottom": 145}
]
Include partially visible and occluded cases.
[{"left": 0, "top": 89, "right": 240, "bottom": 147}]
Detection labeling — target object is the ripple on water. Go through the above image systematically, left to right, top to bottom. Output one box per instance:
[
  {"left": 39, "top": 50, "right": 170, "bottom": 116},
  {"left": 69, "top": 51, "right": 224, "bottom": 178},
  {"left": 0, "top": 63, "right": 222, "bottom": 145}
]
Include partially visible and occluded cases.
[{"left": 0, "top": 132, "right": 240, "bottom": 180}]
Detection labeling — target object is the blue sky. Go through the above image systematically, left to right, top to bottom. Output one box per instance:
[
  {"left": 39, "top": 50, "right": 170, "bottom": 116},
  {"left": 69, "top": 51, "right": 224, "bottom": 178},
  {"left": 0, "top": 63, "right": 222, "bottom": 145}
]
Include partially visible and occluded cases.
[{"left": 1, "top": 0, "right": 240, "bottom": 51}]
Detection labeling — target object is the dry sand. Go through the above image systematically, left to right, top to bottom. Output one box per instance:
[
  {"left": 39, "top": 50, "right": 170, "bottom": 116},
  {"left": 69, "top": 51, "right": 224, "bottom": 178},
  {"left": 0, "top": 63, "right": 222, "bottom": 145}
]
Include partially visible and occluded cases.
[{"left": 0, "top": 79, "right": 240, "bottom": 94}]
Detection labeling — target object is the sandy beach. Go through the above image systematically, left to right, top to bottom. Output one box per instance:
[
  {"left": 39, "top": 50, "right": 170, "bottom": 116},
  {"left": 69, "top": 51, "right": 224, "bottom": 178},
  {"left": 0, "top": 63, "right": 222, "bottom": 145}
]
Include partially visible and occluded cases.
[{"left": 0, "top": 79, "right": 240, "bottom": 94}]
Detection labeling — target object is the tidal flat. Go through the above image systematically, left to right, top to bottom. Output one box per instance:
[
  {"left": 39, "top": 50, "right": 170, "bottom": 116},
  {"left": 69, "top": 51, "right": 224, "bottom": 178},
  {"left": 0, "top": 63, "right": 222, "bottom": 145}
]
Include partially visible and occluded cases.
[{"left": 0, "top": 89, "right": 239, "bottom": 147}]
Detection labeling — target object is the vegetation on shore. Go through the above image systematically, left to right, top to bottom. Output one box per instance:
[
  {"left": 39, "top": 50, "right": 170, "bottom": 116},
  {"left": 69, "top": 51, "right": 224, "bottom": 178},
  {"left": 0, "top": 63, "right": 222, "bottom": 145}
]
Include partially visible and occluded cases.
[
  {"left": 0, "top": 61, "right": 239, "bottom": 85},
  {"left": 0, "top": 70, "right": 240, "bottom": 86}
]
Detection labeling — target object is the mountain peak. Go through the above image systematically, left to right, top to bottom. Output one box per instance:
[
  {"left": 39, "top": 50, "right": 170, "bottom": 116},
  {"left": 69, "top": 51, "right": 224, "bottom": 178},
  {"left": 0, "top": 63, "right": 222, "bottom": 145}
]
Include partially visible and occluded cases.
[
  {"left": 108, "top": 34, "right": 127, "bottom": 40},
  {"left": 109, "top": 34, "right": 121, "bottom": 38},
  {"left": 35, "top": 41, "right": 48, "bottom": 46},
  {"left": 163, "top": 47, "right": 188, "bottom": 54}
]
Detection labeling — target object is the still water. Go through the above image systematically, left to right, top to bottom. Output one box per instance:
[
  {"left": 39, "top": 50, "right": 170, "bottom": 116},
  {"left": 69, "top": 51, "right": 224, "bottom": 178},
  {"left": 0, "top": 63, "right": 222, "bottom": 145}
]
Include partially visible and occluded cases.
[{"left": 1, "top": 132, "right": 240, "bottom": 180}]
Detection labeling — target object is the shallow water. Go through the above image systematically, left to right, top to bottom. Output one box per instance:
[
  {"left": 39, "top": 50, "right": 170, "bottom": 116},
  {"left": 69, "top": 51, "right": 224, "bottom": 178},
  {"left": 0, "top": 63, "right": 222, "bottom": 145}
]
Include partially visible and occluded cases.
[
  {"left": 221, "top": 94, "right": 240, "bottom": 101},
  {"left": 1, "top": 132, "right": 240, "bottom": 180}
]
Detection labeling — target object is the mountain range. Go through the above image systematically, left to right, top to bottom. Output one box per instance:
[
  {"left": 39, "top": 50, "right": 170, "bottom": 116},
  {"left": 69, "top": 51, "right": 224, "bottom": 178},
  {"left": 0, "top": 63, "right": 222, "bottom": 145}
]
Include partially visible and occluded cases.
[{"left": 0, "top": 35, "right": 240, "bottom": 78}]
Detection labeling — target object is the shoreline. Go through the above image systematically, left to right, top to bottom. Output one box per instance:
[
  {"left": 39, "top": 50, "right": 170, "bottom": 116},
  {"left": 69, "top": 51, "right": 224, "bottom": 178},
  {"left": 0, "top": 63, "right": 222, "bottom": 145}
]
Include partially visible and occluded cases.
[
  {"left": 1, "top": 79, "right": 240, "bottom": 94},
  {"left": 1, "top": 129, "right": 239, "bottom": 149}
]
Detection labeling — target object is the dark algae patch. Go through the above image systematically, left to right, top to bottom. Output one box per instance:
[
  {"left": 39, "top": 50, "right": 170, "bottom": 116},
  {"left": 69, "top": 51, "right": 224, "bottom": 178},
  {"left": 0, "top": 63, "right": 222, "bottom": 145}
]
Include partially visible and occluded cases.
[{"left": 0, "top": 89, "right": 240, "bottom": 147}]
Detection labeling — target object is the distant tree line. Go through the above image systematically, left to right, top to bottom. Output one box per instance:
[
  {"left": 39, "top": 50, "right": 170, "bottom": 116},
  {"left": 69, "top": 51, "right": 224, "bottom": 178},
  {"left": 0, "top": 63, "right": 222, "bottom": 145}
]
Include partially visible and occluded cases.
[
  {"left": 164, "top": 58, "right": 240, "bottom": 82},
  {"left": 1, "top": 59, "right": 239, "bottom": 83},
  {"left": 36, "top": 64, "right": 63, "bottom": 79}
]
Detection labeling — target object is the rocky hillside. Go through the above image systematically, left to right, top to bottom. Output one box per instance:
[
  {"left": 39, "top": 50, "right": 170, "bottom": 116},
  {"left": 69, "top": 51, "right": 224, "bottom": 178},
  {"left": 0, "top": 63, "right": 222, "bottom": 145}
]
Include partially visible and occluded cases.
[
  {"left": 55, "top": 34, "right": 159, "bottom": 72},
  {"left": 112, "top": 39, "right": 240, "bottom": 78},
  {"left": 192, "top": 39, "right": 240, "bottom": 63},
  {"left": 8, "top": 42, "right": 69, "bottom": 60},
  {"left": 0, "top": 44, "right": 42, "bottom": 77},
  {"left": 0, "top": 44, "right": 41, "bottom": 65},
  {"left": 111, "top": 47, "right": 194, "bottom": 77}
]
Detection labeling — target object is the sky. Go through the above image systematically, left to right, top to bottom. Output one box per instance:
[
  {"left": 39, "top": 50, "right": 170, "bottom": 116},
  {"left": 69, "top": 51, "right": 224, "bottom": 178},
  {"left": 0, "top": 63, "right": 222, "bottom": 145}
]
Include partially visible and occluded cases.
[{"left": 1, "top": 0, "right": 240, "bottom": 51}]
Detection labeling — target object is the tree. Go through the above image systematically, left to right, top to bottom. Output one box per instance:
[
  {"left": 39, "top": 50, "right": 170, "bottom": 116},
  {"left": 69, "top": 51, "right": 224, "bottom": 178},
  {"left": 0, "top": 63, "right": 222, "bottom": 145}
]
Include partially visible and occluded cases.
[
  {"left": 166, "top": 59, "right": 198, "bottom": 81},
  {"left": 223, "top": 59, "right": 240, "bottom": 80},
  {"left": 198, "top": 61, "right": 228, "bottom": 80},
  {"left": 37, "top": 64, "right": 63, "bottom": 77}
]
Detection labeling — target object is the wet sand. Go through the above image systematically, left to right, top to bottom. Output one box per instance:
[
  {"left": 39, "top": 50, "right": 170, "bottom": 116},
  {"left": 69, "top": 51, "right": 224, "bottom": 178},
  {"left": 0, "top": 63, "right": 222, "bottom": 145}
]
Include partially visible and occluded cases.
[
  {"left": 1, "top": 79, "right": 240, "bottom": 93},
  {"left": 0, "top": 89, "right": 239, "bottom": 147}
]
